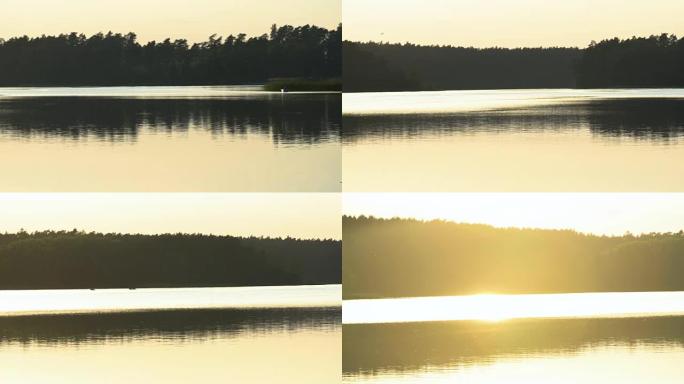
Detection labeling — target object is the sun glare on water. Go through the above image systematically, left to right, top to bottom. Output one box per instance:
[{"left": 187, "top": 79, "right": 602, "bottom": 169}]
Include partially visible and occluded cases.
[{"left": 342, "top": 291, "right": 684, "bottom": 324}]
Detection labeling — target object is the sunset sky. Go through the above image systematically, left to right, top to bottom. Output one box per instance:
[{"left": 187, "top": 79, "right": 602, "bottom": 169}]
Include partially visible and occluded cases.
[
  {"left": 1, "top": 0, "right": 340, "bottom": 43},
  {"left": 344, "top": 0, "right": 684, "bottom": 47},
  {"left": 0, "top": 193, "right": 341, "bottom": 240},
  {"left": 344, "top": 193, "right": 684, "bottom": 236}
]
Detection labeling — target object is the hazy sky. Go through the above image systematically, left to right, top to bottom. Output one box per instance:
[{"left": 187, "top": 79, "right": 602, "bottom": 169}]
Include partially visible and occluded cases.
[
  {"left": 1, "top": 0, "right": 340, "bottom": 43},
  {"left": 344, "top": 0, "right": 684, "bottom": 48},
  {"left": 0, "top": 193, "right": 341, "bottom": 240},
  {"left": 344, "top": 193, "right": 684, "bottom": 236}
]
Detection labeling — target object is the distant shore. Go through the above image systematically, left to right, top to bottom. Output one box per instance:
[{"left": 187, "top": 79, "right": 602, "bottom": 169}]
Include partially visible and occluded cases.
[
  {"left": 0, "top": 24, "right": 341, "bottom": 88},
  {"left": 344, "top": 34, "right": 684, "bottom": 92},
  {"left": 343, "top": 216, "right": 684, "bottom": 299},
  {"left": 0, "top": 231, "right": 341, "bottom": 290}
]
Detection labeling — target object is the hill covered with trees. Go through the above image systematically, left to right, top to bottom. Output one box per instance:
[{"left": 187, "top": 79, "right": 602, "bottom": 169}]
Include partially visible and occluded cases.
[
  {"left": 0, "top": 24, "right": 341, "bottom": 86},
  {"left": 343, "top": 34, "right": 684, "bottom": 91},
  {"left": 343, "top": 216, "right": 684, "bottom": 299},
  {"left": 0, "top": 231, "right": 340, "bottom": 290}
]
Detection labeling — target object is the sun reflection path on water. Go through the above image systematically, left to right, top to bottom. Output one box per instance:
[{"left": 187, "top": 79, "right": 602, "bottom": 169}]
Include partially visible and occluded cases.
[{"left": 342, "top": 291, "right": 684, "bottom": 324}]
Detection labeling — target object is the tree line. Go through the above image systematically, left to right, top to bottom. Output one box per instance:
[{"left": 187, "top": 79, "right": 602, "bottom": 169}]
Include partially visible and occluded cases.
[
  {"left": 0, "top": 24, "right": 341, "bottom": 86},
  {"left": 343, "top": 33, "right": 684, "bottom": 91},
  {"left": 577, "top": 34, "right": 684, "bottom": 87},
  {"left": 343, "top": 216, "right": 684, "bottom": 299},
  {"left": 0, "top": 231, "right": 340, "bottom": 289}
]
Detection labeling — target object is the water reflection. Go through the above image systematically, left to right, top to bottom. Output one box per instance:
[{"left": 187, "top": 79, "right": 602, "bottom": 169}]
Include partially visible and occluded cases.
[
  {"left": 0, "top": 85, "right": 266, "bottom": 98},
  {"left": 342, "top": 88, "right": 684, "bottom": 115},
  {"left": 0, "top": 92, "right": 341, "bottom": 191},
  {"left": 0, "top": 95, "right": 339, "bottom": 144},
  {"left": 343, "top": 95, "right": 684, "bottom": 191},
  {"left": 343, "top": 99, "right": 684, "bottom": 143},
  {"left": 0, "top": 285, "right": 342, "bottom": 316},
  {"left": 343, "top": 292, "right": 684, "bottom": 324},
  {"left": 0, "top": 307, "right": 341, "bottom": 384},
  {"left": 0, "top": 307, "right": 340, "bottom": 344},
  {"left": 343, "top": 316, "right": 684, "bottom": 383}
]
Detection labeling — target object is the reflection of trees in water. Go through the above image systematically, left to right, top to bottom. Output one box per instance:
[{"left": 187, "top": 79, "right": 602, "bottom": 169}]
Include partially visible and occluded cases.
[
  {"left": 0, "top": 95, "right": 341, "bottom": 145},
  {"left": 343, "top": 99, "right": 684, "bottom": 143},
  {"left": 0, "top": 307, "right": 340, "bottom": 345},
  {"left": 343, "top": 316, "right": 684, "bottom": 375}
]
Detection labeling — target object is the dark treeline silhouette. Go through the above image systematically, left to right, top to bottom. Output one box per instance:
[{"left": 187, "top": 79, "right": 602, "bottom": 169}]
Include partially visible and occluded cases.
[
  {"left": 0, "top": 24, "right": 341, "bottom": 86},
  {"left": 344, "top": 33, "right": 684, "bottom": 91},
  {"left": 577, "top": 34, "right": 684, "bottom": 87},
  {"left": 343, "top": 41, "right": 580, "bottom": 91},
  {"left": 343, "top": 42, "right": 423, "bottom": 91},
  {"left": 0, "top": 94, "right": 340, "bottom": 144},
  {"left": 343, "top": 98, "right": 684, "bottom": 143},
  {"left": 343, "top": 216, "right": 684, "bottom": 299},
  {"left": 0, "top": 231, "right": 340, "bottom": 290},
  {"left": 344, "top": 316, "right": 684, "bottom": 375}
]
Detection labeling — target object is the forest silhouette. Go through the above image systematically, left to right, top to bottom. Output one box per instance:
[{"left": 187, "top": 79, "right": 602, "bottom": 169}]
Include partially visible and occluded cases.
[
  {"left": 0, "top": 24, "right": 341, "bottom": 86},
  {"left": 344, "top": 34, "right": 684, "bottom": 91},
  {"left": 343, "top": 216, "right": 684, "bottom": 299},
  {"left": 0, "top": 231, "right": 340, "bottom": 290}
]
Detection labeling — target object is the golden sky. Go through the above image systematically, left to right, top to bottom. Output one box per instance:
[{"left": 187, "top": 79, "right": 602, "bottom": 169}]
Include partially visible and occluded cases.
[
  {"left": 1, "top": 0, "right": 340, "bottom": 42},
  {"left": 344, "top": 0, "right": 684, "bottom": 47},
  {"left": 0, "top": 193, "right": 341, "bottom": 240},
  {"left": 343, "top": 193, "right": 684, "bottom": 236}
]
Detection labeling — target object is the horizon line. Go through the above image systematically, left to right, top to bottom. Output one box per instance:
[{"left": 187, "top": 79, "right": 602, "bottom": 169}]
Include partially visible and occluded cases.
[
  {"left": 0, "top": 22, "right": 342, "bottom": 45},
  {"left": 344, "top": 32, "right": 680, "bottom": 50},
  {"left": 343, "top": 214, "right": 684, "bottom": 237},
  {"left": 0, "top": 229, "right": 340, "bottom": 242}
]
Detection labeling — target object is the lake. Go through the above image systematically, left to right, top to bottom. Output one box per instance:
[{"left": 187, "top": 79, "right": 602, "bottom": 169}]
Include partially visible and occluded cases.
[
  {"left": 0, "top": 86, "right": 341, "bottom": 191},
  {"left": 343, "top": 89, "right": 684, "bottom": 191},
  {"left": 0, "top": 285, "right": 341, "bottom": 383},
  {"left": 342, "top": 291, "right": 684, "bottom": 383}
]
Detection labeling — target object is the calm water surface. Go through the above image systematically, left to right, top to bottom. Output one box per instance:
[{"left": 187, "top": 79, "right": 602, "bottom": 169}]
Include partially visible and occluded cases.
[
  {"left": 0, "top": 86, "right": 341, "bottom": 191},
  {"left": 343, "top": 89, "right": 684, "bottom": 191},
  {"left": 0, "top": 285, "right": 341, "bottom": 383},
  {"left": 343, "top": 291, "right": 684, "bottom": 383}
]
